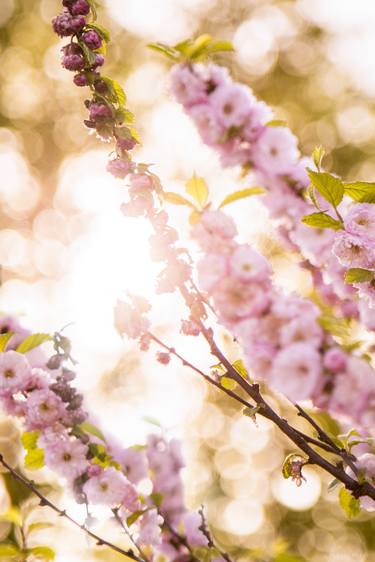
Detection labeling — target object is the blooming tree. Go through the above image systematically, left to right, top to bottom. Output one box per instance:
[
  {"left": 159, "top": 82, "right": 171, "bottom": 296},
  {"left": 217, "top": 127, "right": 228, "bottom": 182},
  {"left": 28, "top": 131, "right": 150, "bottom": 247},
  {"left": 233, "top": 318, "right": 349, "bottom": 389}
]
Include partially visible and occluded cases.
[{"left": 0, "top": 1, "right": 374, "bottom": 560}]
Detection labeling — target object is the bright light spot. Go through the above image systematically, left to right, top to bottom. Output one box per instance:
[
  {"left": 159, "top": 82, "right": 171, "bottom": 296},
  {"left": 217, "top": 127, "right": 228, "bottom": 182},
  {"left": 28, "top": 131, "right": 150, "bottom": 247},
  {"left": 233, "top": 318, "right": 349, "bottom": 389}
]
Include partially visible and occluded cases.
[
  {"left": 105, "top": 0, "right": 194, "bottom": 42},
  {"left": 336, "top": 105, "right": 375, "bottom": 145},
  {"left": 230, "top": 415, "right": 271, "bottom": 454},
  {"left": 272, "top": 466, "right": 321, "bottom": 510},
  {"left": 222, "top": 499, "right": 264, "bottom": 535}
]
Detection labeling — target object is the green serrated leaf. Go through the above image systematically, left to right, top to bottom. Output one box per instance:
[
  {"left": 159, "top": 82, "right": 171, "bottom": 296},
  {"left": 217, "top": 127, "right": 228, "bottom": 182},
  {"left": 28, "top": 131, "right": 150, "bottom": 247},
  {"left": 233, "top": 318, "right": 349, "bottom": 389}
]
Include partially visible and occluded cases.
[
  {"left": 79, "top": 42, "right": 97, "bottom": 66},
  {"left": 147, "top": 43, "right": 180, "bottom": 61},
  {"left": 102, "top": 77, "right": 126, "bottom": 107},
  {"left": 312, "top": 145, "right": 325, "bottom": 171},
  {"left": 308, "top": 170, "right": 344, "bottom": 208},
  {"left": 185, "top": 174, "right": 209, "bottom": 208},
  {"left": 344, "top": 181, "right": 375, "bottom": 203},
  {"left": 305, "top": 184, "right": 321, "bottom": 210},
  {"left": 219, "top": 187, "right": 264, "bottom": 208},
  {"left": 163, "top": 191, "right": 196, "bottom": 209},
  {"left": 301, "top": 212, "right": 342, "bottom": 230},
  {"left": 344, "top": 268, "right": 374, "bottom": 284},
  {"left": 318, "top": 315, "right": 351, "bottom": 339},
  {"left": 0, "top": 332, "right": 13, "bottom": 352},
  {"left": 16, "top": 334, "right": 51, "bottom": 354},
  {"left": 220, "top": 376, "right": 237, "bottom": 390},
  {"left": 78, "top": 422, "right": 106, "bottom": 443},
  {"left": 21, "top": 431, "right": 40, "bottom": 451},
  {"left": 24, "top": 448, "right": 44, "bottom": 471},
  {"left": 339, "top": 487, "right": 361, "bottom": 519},
  {"left": 150, "top": 492, "right": 163, "bottom": 507},
  {"left": 126, "top": 509, "right": 147, "bottom": 527},
  {"left": 0, "top": 544, "right": 19, "bottom": 558},
  {"left": 26, "top": 546, "right": 55, "bottom": 561}
]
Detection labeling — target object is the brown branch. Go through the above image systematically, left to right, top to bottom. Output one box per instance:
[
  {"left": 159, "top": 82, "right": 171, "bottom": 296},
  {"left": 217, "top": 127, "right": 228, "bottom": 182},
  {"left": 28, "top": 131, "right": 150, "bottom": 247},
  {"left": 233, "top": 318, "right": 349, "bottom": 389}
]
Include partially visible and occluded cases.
[{"left": 0, "top": 455, "right": 145, "bottom": 562}]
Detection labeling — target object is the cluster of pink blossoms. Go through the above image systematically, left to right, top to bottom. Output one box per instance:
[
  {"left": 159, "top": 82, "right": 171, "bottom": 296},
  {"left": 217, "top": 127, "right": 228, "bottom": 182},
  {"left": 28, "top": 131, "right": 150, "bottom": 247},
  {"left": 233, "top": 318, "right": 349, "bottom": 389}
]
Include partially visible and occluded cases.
[
  {"left": 170, "top": 63, "right": 375, "bottom": 329},
  {"left": 332, "top": 203, "right": 375, "bottom": 308},
  {"left": 193, "top": 209, "right": 375, "bottom": 440},
  {"left": 0, "top": 315, "right": 220, "bottom": 558}
]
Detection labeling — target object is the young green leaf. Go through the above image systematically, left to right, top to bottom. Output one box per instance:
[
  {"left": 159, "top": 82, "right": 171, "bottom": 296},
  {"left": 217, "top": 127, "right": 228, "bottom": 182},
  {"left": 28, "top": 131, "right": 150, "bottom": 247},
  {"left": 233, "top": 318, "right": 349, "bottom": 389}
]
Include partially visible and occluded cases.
[
  {"left": 85, "top": 23, "right": 111, "bottom": 43},
  {"left": 186, "top": 34, "right": 213, "bottom": 60},
  {"left": 79, "top": 42, "right": 97, "bottom": 66},
  {"left": 147, "top": 43, "right": 180, "bottom": 61},
  {"left": 102, "top": 77, "right": 126, "bottom": 107},
  {"left": 266, "top": 119, "right": 287, "bottom": 127},
  {"left": 312, "top": 145, "right": 325, "bottom": 171},
  {"left": 308, "top": 170, "right": 344, "bottom": 207},
  {"left": 185, "top": 174, "right": 209, "bottom": 207},
  {"left": 343, "top": 181, "right": 375, "bottom": 203},
  {"left": 219, "top": 187, "right": 265, "bottom": 208},
  {"left": 163, "top": 192, "right": 196, "bottom": 209},
  {"left": 301, "top": 212, "right": 342, "bottom": 230},
  {"left": 344, "top": 268, "right": 374, "bottom": 284},
  {"left": 0, "top": 332, "right": 13, "bottom": 352},
  {"left": 16, "top": 333, "right": 51, "bottom": 354},
  {"left": 232, "top": 359, "right": 248, "bottom": 379},
  {"left": 220, "top": 376, "right": 237, "bottom": 390},
  {"left": 78, "top": 421, "right": 106, "bottom": 443},
  {"left": 21, "top": 431, "right": 40, "bottom": 451},
  {"left": 24, "top": 448, "right": 44, "bottom": 471},
  {"left": 339, "top": 487, "right": 361, "bottom": 519},
  {"left": 0, "top": 508, "right": 22, "bottom": 526},
  {"left": 126, "top": 509, "right": 147, "bottom": 527},
  {"left": 27, "top": 522, "right": 54, "bottom": 535},
  {"left": 0, "top": 544, "right": 19, "bottom": 558},
  {"left": 26, "top": 546, "right": 55, "bottom": 561}
]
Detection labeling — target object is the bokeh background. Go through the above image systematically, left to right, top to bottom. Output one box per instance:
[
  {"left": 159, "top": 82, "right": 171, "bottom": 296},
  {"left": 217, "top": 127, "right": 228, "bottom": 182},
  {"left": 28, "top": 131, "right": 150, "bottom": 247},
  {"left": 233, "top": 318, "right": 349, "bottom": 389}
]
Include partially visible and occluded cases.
[{"left": 0, "top": 0, "right": 375, "bottom": 560}]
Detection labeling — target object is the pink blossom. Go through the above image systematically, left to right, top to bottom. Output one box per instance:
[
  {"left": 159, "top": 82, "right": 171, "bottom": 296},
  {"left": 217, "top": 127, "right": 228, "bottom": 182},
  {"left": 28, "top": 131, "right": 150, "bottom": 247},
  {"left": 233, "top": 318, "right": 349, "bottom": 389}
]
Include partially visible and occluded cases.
[
  {"left": 170, "top": 65, "right": 207, "bottom": 107},
  {"left": 209, "top": 83, "right": 254, "bottom": 128},
  {"left": 189, "top": 103, "right": 224, "bottom": 145},
  {"left": 251, "top": 127, "right": 300, "bottom": 175},
  {"left": 344, "top": 204, "right": 375, "bottom": 241},
  {"left": 192, "top": 210, "right": 237, "bottom": 253},
  {"left": 290, "top": 223, "right": 335, "bottom": 267},
  {"left": 332, "top": 232, "right": 375, "bottom": 269},
  {"left": 229, "top": 244, "right": 270, "bottom": 283},
  {"left": 196, "top": 254, "right": 228, "bottom": 292},
  {"left": 212, "top": 277, "right": 270, "bottom": 323},
  {"left": 354, "top": 279, "right": 375, "bottom": 309},
  {"left": 114, "top": 300, "right": 150, "bottom": 339},
  {"left": 279, "top": 316, "right": 323, "bottom": 348},
  {"left": 270, "top": 343, "right": 322, "bottom": 401},
  {"left": 323, "top": 348, "right": 348, "bottom": 373},
  {"left": 0, "top": 351, "right": 32, "bottom": 396},
  {"left": 25, "top": 388, "right": 66, "bottom": 430},
  {"left": 43, "top": 435, "right": 89, "bottom": 481},
  {"left": 118, "top": 447, "right": 148, "bottom": 484},
  {"left": 347, "top": 453, "right": 375, "bottom": 511},
  {"left": 83, "top": 467, "right": 138, "bottom": 507},
  {"left": 138, "top": 509, "right": 163, "bottom": 547},
  {"left": 181, "top": 512, "right": 208, "bottom": 546}
]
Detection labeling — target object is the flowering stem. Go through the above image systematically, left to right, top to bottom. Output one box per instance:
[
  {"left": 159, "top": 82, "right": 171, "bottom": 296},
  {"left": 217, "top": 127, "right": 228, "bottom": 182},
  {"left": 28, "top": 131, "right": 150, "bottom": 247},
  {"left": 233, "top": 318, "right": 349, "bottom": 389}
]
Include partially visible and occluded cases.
[
  {"left": 0, "top": 455, "right": 145, "bottom": 562},
  {"left": 112, "top": 507, "right": 151, "bottom": 562}
]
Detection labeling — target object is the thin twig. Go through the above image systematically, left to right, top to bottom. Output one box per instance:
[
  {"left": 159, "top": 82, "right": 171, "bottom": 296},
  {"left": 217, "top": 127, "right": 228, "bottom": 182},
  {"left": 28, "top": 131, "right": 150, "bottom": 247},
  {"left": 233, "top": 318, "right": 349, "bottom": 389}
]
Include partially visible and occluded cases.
[
  {"left": 0, "top": 454, "right": 145, "bottom": 562},
  {"left": 112, "top": 507, "right": 150, "bottom": 562}
]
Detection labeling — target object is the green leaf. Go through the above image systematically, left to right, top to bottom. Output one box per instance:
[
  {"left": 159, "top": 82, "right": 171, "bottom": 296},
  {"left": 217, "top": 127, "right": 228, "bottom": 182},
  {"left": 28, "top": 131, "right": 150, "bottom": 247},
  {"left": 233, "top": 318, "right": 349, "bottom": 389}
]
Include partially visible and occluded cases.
[
  {"left": 87, "top": 0, "right": 99, "bottom": 21},
  {"left": 85, "top": 23, "right": 111, "bottom": 43},
  {"left": 186, "top": 34, "right": 213, "bottom": 60},
  {"left": 207, "top": 40, "right": 234, "bottom": 54},
  {"left": 80, "top": 42, "right": 97, "bottom": 66},
  {"left": 147, "top": 43, "right": 180, "bottom": 61},
  {"left": 102, "top": 77, "right": 126, "bottom": 107},
  {"left": 266, "top": 119, "right": 287, "bottom": 127},
  {"left": 312, "top": 145, "right": 325, "bottom": 171},
  {"left": 308, "top": 170, "right": 344, "bottom": 207},
  {"left": 185, "top": 174, "right": 209, "bottom": 207},
  {"left": 344, "top": 182, "right": 375, "bottom": 203},
  {"left": 305, "top": 184, "right": 321, "bottom": 210},
  {"left": 219, "top": 187, "right": 265, "bottom": 208},
  {"left": 163, "top": 192, "right": 196, "bottom": 209},
  {"left": 301, "top": 212, "right": 342, "bottom": 230},
  {"left": 344, "top": 268, "right": 374, "bottom": 284},
  {"left": 318, "top": 314, "right": 351, "bottom": 339},
  {"left": 0, "top": 332, "right": 13, "bottom": 352},
  {"left": 16, "top": 333, "right": 51, "bottom": 354},
  {"left": 232, "top": 359, "right": 248, "bottom": 379},
  {"left": 220, "top": 376, "right": 237, "bottom": 390},
  {"left": 143, "top": 416, "right": 162, "bottom": 428},
  {"left": 78, "top": 422, "right": 106, "bottom": 443},
  {"left": 21, "top": 431, "right": 40, "bottom": 451},
  {"left": 24, "top": 448, "right": 44, "bottom": 471},
  {"left": 282, "top": 453, "right": 301, "bottom": 479},
  {"left": 327, "top": 478, "right": 339, "bottom": 492},
  {"left": 339, "top": 487, "right": 361, "bottom": 519},
  {"left": 150, "top": 492, "right": 163, "bottom": 507},
  {"left": 0, "top": 507, "right": 22, "bottom": 526},
  {"left": 126, "top": 509, "right": 147, "bottom": 527},
  {"left": 27, "top": 522, "right": 54, "bottom": 535},
  {"left": 0, "top": 544, "right": 19, "bottom": 558},
  {"left": 26, "top": 546, "right": 55, "bottom": 560},
  {"left": 275, "top": 554, "right": 303, "bottom": 562}
]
